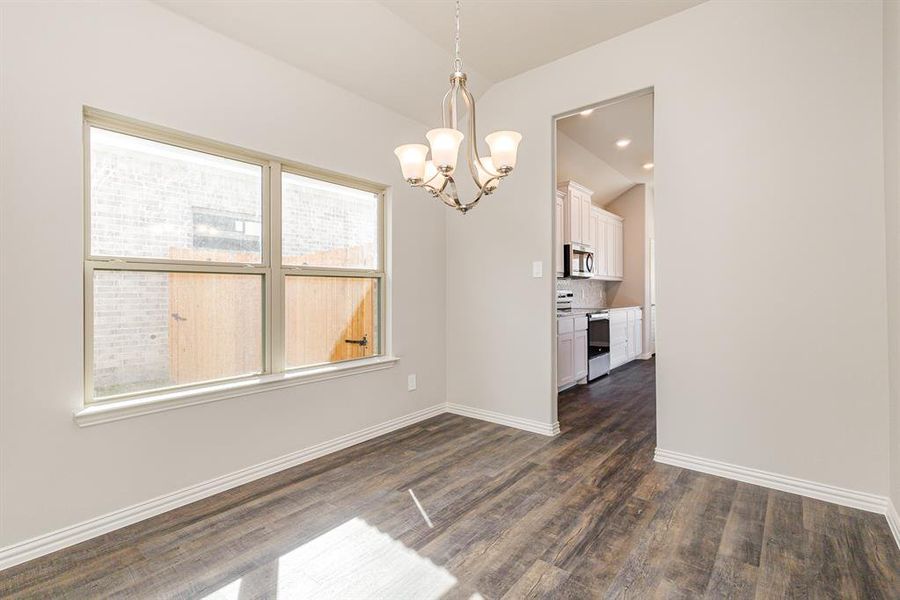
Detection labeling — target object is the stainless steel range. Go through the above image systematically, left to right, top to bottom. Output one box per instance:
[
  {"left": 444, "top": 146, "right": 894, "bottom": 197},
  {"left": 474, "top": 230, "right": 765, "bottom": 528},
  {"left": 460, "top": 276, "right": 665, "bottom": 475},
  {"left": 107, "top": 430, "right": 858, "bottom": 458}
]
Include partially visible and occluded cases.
[{"left": 586, "top": 310, "right": 611, "bottom": 380}]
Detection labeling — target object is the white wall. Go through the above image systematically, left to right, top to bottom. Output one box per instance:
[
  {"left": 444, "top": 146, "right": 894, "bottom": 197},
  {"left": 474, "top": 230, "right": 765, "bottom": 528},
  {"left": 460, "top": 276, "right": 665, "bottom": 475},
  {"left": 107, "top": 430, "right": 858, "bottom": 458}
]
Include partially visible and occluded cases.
[
  {"left": 447, "top": 0, "right": 890, "bottom": 495},
  {"left": 884, "top": 0, "right": 900, "bottom": 512},
  {"left": 0, "top": 1, "right": 446, "bottom": 547},
  {"left": 605, "top": 184, "right": 654, "bottom": 357},
  {"left": 606, "top": 185, "right": 647, "bottom": 308}
]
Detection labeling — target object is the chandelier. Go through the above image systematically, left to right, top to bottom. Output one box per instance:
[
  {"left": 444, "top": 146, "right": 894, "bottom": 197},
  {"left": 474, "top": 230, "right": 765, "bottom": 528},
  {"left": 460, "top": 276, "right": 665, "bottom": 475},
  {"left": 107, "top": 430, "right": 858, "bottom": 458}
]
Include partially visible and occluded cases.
[{"left": 393, "top": 0, "right": 522, "bottom": 215}]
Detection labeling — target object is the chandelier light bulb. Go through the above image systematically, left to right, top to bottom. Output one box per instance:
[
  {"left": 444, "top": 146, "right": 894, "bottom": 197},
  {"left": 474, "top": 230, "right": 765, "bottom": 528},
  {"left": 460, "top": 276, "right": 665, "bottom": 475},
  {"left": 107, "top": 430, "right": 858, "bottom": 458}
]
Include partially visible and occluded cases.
[
  {"left": 426, "top": 128, "right": 464, "bottom": 173},
  {"left": 485, "top": 131, "right": 522, "bottom": 172},
  {"left": 393, "top": 144, "right": 428, "bottom": 182},
  {"left": 475, "top": 157, "right": 500, "bottom": 192},
  {"left": 424, "top": 160, "right": 447, "bottom": 188}
]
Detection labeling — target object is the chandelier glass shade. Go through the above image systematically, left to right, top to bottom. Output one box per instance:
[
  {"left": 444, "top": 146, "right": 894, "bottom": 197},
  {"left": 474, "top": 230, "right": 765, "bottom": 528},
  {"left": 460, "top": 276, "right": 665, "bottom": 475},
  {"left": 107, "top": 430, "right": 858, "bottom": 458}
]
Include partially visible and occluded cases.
[{"left": 393, "top": 1, "right": 522, "bottom": 214}]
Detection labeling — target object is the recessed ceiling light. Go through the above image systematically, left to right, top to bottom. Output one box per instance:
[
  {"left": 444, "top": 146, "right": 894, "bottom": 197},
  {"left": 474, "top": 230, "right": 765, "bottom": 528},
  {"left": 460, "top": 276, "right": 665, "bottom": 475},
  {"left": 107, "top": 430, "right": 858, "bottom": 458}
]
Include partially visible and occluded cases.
[
  {"left": 580, "top": 109, "right": 594, "bottom": 116},
  {"left": 616, "top": 138, "right": 631, "bottom": 148},
  {"left": 643, "top": 162, "right": 654, "bottom": 170}
]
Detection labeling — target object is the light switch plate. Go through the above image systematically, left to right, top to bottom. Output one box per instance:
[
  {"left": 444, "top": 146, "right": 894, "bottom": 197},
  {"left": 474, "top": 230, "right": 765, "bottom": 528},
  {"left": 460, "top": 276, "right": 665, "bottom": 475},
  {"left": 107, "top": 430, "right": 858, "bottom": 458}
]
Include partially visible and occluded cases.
[
  {"left": 532, "top": 261, "right": 543, "bottom": 278},
  {"left": 407, "top": 374, "right": 417, "bottom": 391}
]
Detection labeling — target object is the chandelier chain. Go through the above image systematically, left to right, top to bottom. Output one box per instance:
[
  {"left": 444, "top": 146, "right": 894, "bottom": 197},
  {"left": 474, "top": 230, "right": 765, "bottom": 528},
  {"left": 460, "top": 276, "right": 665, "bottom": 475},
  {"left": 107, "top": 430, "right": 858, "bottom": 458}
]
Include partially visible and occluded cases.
[{"left": 454, "top": 0, "right": 462, "bottom": 72}]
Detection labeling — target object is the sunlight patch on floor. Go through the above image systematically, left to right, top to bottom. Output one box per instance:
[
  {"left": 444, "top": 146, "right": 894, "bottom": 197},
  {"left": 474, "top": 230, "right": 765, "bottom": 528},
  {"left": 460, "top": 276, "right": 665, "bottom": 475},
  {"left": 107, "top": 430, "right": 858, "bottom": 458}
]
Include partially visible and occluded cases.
[
  {"left": 202, "top": 517, "right": 458, "bottom": 599},
  {"left": 276, "top": 517, "right": 456, "bottom": 598}
]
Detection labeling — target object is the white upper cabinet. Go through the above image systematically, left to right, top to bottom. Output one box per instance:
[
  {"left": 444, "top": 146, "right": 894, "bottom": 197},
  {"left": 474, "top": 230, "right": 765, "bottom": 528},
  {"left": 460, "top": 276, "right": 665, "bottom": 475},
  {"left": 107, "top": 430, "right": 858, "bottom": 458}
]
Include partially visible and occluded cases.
[
  {"left": 558, "top": 181, "right": 594, "bottom": 246},
  {"left": 558, "top": 181, "right": 623, "bottom": 280},
  {"left": 555, "top": 191, "right": 565, "bottom": 277},
  {"left": 567, "top": 195, "right": 582, "bottom": 246},
  {"left": 580, "top": 195, "right": 592, "bottom": 245},
  {"left": 589, "top": 206, "right": 623, "bottom": 281},
  {"left": 590, "top": 208, "right": 606, "bottom": 278},
  {"left": 606, "top": 217, "right": 624, "bottom": 280}
]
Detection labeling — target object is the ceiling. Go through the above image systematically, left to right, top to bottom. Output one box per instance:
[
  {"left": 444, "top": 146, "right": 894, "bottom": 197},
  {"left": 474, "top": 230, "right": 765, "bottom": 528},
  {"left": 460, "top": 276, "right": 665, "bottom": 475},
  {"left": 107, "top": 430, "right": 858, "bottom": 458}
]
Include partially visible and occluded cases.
[
  {"left": 155, "top": 0, "right": 490, "bottom": 126},
  {"left": 155, "top": 1, "right": 702, "bottom": 125},
  {"left": 380, "top": 1, "right": 704, "bottom": 83},
  {"left": 557, "top": 92, "right": 654, "bottom": 195},
  {"left": 556, "top": 131, "right": 635, "bottom": 206}
]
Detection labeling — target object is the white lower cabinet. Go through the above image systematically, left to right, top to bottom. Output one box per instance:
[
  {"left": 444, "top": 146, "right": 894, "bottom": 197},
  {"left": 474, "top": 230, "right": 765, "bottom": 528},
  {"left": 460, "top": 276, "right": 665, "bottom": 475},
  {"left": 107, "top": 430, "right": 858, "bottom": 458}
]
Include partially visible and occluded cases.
[
  {"left": 610, "top": 307, "right": 643, "bottom": 370},
  {"left": 610, "top": 310, "right": 628, "bottom": 369},
  {"left": 630, "top": 311, "right": 642, "bottom": 359},
  {"left": 557, "top": 315, "right": 588, "bottom": 390},
  {"left": 574, "top": 328, "right": 588, "bottom": 381},
  {"left": 557, "top": 331, "right": 574, "bottom": 388}
]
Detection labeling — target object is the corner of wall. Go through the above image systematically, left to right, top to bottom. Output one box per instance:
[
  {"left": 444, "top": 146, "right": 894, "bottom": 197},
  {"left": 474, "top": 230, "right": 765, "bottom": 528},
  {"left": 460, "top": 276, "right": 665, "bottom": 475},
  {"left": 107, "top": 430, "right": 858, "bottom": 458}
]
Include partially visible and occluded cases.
[{"left": 883, "top": 0, "right": 900, "bottom": 514}]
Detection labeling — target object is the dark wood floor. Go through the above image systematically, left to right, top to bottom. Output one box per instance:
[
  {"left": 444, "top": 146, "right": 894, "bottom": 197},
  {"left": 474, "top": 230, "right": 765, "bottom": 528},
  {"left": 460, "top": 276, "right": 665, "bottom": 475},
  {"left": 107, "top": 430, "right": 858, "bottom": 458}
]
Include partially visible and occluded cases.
[{"left": 2, "top": 358, "right": 898, "bottom": 598}]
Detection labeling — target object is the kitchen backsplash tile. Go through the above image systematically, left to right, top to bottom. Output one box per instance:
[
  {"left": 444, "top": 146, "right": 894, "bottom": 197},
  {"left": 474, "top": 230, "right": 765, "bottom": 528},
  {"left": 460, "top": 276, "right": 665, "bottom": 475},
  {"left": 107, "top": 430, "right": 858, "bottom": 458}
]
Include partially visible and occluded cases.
[{"left": 557, "top": 278, "right": 607, "bottom": 307}]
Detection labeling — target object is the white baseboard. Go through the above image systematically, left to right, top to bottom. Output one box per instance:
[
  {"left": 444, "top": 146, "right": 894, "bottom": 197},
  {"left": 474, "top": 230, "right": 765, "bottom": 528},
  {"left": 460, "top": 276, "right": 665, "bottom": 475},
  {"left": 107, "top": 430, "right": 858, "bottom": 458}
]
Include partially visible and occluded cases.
[
  {"left": 0, "top": 402, "right": 559, "bottom": 570},
  {"left": 445, "top": 402, "right": 560, "bottom": 436},
  {"left": 0, "top": 403, "right": 446, "bottom": 571},
  {"left": 5, "top": 410, "right": 892, "bottom": 570},
  {"left": 654, "top": 448, "right": 888, "bottom": 514},
  {"left": 886, "top": 499, "right": 900, "bottom": 549}
]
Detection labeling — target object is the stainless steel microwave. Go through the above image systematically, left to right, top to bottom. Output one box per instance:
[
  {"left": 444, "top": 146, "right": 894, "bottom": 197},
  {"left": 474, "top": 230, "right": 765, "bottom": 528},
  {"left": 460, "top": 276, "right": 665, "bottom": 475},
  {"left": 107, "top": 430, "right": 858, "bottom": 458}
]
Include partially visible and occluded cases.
[{"left": 563, "top": 243, "right": 594, "bottom": 278}]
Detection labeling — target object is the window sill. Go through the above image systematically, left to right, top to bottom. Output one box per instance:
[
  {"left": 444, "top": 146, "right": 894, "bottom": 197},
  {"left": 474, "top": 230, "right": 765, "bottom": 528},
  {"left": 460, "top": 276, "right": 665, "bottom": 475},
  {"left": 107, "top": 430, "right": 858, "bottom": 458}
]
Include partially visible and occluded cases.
[{"left": 74, "top": 356, "right": 400, "bottom": 427}]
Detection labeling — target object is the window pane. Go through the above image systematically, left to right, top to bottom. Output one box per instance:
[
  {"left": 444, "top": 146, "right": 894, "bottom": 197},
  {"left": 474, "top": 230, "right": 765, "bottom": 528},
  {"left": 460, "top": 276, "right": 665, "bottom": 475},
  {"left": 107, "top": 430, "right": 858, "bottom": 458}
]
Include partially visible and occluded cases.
[
  {"left": 90, "top": 127, "right": 263, "bottom": 263},
  {"left": 282, "top": 172, "right": 378, "bottom": 269},
  {"left": 92, "top": 270, "right": 263, "bottom": 399},
  {"left": 285, "top": 276, "right": 379, "bottom": 368}
]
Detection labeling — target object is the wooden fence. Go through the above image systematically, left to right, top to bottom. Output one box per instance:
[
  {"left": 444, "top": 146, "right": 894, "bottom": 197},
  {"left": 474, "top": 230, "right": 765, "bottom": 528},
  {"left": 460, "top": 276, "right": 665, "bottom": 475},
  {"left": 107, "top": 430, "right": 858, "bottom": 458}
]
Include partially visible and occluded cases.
[{"left": 167, "top": 247, "right": 374, "bottom": 385}]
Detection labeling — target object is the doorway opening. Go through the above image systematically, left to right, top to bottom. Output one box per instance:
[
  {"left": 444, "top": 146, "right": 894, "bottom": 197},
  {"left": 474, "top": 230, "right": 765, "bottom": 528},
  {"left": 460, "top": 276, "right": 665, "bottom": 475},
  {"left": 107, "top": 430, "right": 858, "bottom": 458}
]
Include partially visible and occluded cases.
[{"left": 552, "top": 88, "right": 656, "bottom": 429}]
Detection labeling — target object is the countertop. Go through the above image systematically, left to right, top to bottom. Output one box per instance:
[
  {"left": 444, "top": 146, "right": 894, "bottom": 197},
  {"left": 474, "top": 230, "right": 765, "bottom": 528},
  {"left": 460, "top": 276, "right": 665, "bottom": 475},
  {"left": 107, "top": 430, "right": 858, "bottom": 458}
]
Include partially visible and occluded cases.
[{"left": 556, "top": 306, "right": 641, "bottom": 318}]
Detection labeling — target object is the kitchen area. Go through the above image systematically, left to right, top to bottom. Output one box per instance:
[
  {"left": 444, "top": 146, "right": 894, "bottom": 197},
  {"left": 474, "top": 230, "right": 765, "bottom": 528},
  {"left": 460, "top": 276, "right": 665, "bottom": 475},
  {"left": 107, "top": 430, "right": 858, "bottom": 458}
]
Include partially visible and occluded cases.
[{"left": 555, "top": 91, "right": 656, "bottom": 392}]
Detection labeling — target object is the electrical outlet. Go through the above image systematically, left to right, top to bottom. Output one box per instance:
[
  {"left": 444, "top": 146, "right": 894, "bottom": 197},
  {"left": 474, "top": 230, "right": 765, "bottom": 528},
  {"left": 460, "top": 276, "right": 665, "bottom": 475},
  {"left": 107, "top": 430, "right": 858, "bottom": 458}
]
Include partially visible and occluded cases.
[{"left": 407, "top": 374, "right": 417, "bottom": 391}]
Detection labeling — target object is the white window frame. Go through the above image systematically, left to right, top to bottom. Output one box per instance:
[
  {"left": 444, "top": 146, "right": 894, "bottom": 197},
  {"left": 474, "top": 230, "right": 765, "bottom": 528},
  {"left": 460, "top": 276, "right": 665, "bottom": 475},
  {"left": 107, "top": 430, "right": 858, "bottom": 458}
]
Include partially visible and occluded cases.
[{"left": 80, "top": 108, "right": 392, "bottom": 424}]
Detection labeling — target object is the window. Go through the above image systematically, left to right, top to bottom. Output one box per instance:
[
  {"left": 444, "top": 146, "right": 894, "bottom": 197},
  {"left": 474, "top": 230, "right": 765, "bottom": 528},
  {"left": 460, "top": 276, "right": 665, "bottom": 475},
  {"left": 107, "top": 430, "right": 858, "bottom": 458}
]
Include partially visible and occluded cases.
[
  {"left": 84, "top": 110, "right": 386, "bottom": 404},
  {"left": 281, "top": 173, "right": 382, "bottom": 368}
]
